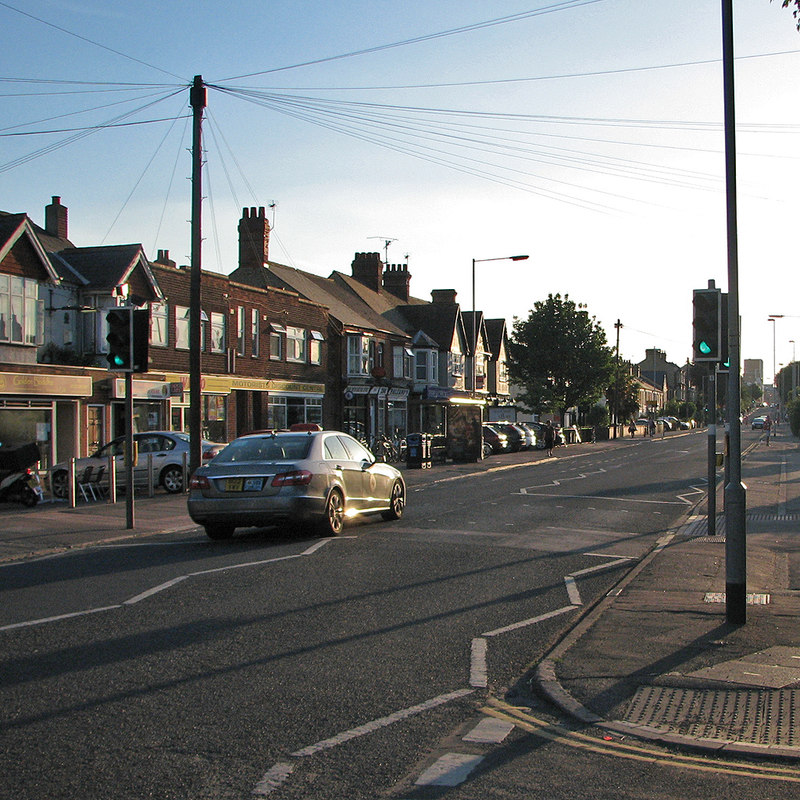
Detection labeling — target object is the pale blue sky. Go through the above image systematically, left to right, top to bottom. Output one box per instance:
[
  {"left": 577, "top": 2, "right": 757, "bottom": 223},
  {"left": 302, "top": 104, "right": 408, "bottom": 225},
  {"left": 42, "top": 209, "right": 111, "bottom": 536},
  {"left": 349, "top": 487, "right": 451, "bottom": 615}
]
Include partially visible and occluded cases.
[{"left": 3, "top": 0, "right": 800, "bottom": 375}]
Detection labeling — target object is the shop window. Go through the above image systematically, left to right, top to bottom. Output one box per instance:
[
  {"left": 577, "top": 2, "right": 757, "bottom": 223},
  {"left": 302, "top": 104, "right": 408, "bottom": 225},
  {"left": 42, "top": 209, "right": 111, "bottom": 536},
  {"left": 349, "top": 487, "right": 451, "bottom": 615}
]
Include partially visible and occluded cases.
[
  {"left": 150, "top": 302, "right": 168, "bottom": 347},
  {"left": 175, "top": 306, "right": 189, "bottom": 350},
  {"left": 236, "top": 306, "right": 245, "bottom": 356},
  {"left": 251, "top": 308, "right": 259, "bottom": 358},
  {"left": 210, "top": 312, "right": 226, "bottom": 353},
  {"left": 270, "top": 322, "right": 285, "bottom": 361},
  {"left": 286, "top": 326, "right": 307, "bottom": 362},
  {"left": 309, "top": 330, "right": 324, "bottom": 365},
  {"left": 348, "top": 335, "right": 370, "bottom": 376},
  {"left": 415, "top": 349, "right": 438, "bottom": 384}
]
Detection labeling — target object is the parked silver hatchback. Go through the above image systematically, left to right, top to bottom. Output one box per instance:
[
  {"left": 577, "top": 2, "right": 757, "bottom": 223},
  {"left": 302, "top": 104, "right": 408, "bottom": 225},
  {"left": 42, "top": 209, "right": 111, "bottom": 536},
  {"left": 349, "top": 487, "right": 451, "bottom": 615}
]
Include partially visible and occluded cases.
[
  {"left": 187, "top": 430, "right": 406, "bottom": 539},
  {"left": 50, "top": 431, "right": 224, "bottom": 499}
]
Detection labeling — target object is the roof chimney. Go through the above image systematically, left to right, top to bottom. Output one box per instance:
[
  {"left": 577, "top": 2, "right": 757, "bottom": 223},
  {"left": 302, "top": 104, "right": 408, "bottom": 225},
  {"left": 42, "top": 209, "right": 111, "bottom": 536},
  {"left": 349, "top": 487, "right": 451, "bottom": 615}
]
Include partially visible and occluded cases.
[
  {"left": 45, "top": 196, "right": 68, "bottom": 239},
  {"left": 238, "top": 206, "right": 270, "bottom": 271},
  {"left": 153, "top": 249, "right": 176, "bottom": 268},
  {"left": 351, "top": 252, "right": 383, "bottom": 292},
  {"left": 382, "top": 263, "right": 411, "bottom": 301},
  {"left": 431, "top": 289, "right": 457, "bottom": 305}
]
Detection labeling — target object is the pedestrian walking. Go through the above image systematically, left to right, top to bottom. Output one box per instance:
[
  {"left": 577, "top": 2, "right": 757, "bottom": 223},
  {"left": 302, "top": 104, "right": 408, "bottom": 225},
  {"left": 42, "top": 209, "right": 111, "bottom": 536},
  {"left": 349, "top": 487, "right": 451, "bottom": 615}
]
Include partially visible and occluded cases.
[
  {"left": 764, "top": 415, "right": 772, "bottom": 446},
  {"left": 544, "top": 421, "right": 556, "bottom": 457}
]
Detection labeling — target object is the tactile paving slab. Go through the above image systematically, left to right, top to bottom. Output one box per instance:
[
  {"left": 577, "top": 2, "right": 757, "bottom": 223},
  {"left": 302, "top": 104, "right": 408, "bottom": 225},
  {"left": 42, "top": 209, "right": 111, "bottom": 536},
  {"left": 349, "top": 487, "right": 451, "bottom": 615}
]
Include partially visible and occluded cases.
[{"left": 624, "top": 686, "right": 800, "bottom": 746}]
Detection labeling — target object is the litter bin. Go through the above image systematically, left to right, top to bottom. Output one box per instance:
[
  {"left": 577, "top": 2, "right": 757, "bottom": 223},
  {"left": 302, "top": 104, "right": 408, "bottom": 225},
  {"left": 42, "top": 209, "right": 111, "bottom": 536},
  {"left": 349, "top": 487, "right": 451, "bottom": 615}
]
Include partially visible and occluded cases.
[{"left": 405, "top": 432, "right": 432, "bottom": 469}]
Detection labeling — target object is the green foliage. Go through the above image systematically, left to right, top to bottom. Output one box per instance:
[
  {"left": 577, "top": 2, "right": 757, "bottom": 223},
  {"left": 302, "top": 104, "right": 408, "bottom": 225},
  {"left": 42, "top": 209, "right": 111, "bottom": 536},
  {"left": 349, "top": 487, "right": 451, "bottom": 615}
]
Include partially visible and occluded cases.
[
  {"left": 774, "top": 0, "right": 800, "bottom": 29},
  {"left": 508, "top": 293, "right": 615, "bottom": 421},
  {"left": 606, "top": 365, "right": 639, "bottom": 421},
  {"left": 741, "top": 382, "right": 763, "bottom": 408},
  {"left": 788, "top": 398, "right": 800, "bottom": 438},
  {"left": 678, "top": 401, "right": 696, "bottom": 420},
  {"left": 586, "top": 404, "right": 609, "bottom": 427}
]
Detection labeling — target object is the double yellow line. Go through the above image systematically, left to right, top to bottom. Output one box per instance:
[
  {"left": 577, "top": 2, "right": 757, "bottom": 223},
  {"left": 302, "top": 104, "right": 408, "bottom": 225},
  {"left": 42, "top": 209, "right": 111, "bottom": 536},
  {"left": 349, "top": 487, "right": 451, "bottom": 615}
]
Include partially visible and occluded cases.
[{"left": 483, "top": 697, "right": 800, "bottom": 784}]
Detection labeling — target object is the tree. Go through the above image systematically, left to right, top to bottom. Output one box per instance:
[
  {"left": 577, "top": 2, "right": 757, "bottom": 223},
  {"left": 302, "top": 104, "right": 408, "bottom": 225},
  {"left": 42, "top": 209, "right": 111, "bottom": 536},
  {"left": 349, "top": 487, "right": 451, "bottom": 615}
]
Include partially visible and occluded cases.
[
  {"left": 774, "top": 0, "right": 800, "bottom": 29},
  {"left": 508, "top": 294, "right": 614, "bottom": 422},
  {"left": 606, "top": 364, "right": 640, "bottom": 423}
]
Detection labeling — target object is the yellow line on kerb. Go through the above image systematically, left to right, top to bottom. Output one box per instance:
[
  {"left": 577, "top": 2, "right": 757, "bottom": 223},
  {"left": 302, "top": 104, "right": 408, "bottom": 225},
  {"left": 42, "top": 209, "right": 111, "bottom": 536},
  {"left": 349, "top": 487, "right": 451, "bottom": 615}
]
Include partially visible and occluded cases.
[{"left": 482, "top": 698, "right": 800, "bottom": 784}]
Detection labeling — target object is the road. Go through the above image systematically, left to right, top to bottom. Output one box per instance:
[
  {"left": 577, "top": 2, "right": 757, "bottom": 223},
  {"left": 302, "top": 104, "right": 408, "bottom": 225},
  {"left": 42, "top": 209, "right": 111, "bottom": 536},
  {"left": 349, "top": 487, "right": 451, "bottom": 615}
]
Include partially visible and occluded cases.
[{"left": 3, "top": 429, "right": 795, "bottom": 799}]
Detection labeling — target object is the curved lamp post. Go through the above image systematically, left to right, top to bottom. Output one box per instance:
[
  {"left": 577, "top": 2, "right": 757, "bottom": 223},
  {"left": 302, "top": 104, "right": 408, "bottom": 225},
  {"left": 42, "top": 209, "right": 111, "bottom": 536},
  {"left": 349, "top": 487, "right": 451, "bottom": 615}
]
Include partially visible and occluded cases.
[{"left": 471, "top": 255, "right": 528, "bottom": 391}]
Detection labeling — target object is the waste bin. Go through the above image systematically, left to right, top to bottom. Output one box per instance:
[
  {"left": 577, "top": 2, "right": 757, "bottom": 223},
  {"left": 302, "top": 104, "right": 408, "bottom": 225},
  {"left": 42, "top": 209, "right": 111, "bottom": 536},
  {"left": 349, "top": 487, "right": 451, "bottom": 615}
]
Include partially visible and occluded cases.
[{"left": 405, "top": 432, "right": 432, "bottom": 469}]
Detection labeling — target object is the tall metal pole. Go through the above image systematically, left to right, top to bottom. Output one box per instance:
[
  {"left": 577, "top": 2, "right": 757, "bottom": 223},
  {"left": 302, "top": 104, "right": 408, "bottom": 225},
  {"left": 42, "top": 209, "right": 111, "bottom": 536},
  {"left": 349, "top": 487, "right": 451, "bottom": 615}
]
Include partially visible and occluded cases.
[
  {"left": 721, "top": 0, "right": 746, "bottom": 624},
  {"left": 189, "top": 75, "right": 206, "bottom": 477},
  {"left": 613, "top": 320, "right": 621, "bottom": 439},
  {"left": 707, "top": 369, "right": 716, "bottom": 535},
  {"left": 125, "top": 371, "right": 134, "bottom": 529}
]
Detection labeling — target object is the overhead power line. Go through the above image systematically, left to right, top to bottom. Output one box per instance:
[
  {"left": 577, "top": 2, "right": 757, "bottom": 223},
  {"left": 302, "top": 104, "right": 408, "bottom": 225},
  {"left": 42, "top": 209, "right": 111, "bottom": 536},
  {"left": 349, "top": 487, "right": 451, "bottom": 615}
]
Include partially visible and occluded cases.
[
  {"left": 0, "top": 0, "right": 187, "bottom": 81},
  {"left": 218, "top": 0, "right": 603, "bottom": 81}
]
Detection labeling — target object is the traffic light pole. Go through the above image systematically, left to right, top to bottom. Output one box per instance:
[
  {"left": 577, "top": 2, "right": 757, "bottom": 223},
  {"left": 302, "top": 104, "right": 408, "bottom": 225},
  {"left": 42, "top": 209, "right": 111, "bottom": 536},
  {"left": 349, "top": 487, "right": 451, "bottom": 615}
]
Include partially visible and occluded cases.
[
  {"left": 722, "top": 0, "right": 746, "bottom": 625},
  {"left": 707, "top": 369, "right": 716, "bottom": 536},
  {"left": 125, "top": 371, "right": 134, "bottom": 529}
]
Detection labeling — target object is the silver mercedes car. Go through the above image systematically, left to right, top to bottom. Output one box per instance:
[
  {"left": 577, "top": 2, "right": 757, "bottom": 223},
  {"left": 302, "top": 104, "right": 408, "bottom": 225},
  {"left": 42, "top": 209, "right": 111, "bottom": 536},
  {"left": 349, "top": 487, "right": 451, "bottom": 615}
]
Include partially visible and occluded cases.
[{"left": 187, "top": 430, "right": 406, "bottom": 539}]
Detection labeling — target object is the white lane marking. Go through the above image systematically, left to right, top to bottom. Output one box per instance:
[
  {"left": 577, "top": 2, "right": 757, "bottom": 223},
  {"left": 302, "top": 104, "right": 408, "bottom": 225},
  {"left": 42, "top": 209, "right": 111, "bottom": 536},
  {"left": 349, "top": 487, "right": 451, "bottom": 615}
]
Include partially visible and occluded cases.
[
  {"left": 518, "top": 491, "right": 685, "bottom": 505},
  {"left": 1, "top": 539, "right": 340, "bottom": 632},
  {"left": 570, "top": 557, "right": 633, "bottom": 578},
  {"left": 123, "top": 575, "right": 188, "bottom": 605},
  {"left": 565, "top": 576, "right": 582, "bottom": 605},
  {"left": 0, "top": 605, "right": 120, "bottom": 632},
  {"left": 482, "top": 605, "right": 576, "bottom": 637},
  {"left": 470, "top": 638, "right": 488, "bottom": 687},
  {"left": 289, "top": 689, "right": 474, "bottom": 758},
  {"left": 463, "top": 716, "right": 514, "bottom": 744},
  {"left": 415, "top": 753, "right": 483, "bottom": 787},
  {"left": 252, "top": 763, "right": 294, "bottom": 796}
]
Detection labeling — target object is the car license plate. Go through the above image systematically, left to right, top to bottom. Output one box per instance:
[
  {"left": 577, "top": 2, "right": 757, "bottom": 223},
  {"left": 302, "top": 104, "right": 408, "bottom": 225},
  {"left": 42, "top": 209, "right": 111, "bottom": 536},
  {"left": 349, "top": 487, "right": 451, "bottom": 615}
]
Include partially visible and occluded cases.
[{"left": 225, "top": 477, "right": 263, "bottom": 492}]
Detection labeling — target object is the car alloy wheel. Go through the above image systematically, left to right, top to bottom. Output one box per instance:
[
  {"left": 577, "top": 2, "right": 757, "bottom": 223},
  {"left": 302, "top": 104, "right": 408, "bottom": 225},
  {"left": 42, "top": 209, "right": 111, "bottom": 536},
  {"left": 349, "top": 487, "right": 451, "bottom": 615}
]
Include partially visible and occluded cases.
[
  {"left": 161, "top": 465, "right": 184, "bottom": 494},
  {"left": 382, "top": 480, "right": 405, "bottom": 521},
  {"left": 321, "top": 489, "right": 345, "bottom": 535}
]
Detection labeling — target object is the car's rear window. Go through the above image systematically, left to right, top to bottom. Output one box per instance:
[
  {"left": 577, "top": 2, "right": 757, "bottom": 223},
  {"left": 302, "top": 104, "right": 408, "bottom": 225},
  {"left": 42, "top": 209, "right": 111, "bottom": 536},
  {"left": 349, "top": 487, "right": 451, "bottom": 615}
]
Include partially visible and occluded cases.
[{"left": 214, "top": 435, "right": 312, "bottom": 463}]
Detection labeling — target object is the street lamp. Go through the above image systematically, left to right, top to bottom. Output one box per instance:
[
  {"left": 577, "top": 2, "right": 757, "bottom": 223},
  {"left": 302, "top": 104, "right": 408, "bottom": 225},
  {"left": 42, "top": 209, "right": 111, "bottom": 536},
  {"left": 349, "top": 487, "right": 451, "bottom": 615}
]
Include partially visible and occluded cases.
[
  {"left": 471, "top": 254, "right": 528, "bottom": 392},
  {"left": 768, "top": 315, "right": 783, "bottom": 396}
]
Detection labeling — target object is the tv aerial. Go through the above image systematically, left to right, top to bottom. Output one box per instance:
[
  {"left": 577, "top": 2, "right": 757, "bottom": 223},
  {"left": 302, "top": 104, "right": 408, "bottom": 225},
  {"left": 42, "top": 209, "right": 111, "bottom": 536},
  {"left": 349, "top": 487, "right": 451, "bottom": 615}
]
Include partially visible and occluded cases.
[{"left": 368, "top": 236, "right": 397, "bottom": 262}]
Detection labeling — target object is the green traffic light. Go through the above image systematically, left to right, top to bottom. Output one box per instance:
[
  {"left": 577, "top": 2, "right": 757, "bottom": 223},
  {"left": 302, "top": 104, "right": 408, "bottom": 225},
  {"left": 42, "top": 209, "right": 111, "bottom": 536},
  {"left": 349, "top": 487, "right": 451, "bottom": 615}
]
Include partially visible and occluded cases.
[{"left": 699, "top": 341, "right": 712, "bottom": 355}]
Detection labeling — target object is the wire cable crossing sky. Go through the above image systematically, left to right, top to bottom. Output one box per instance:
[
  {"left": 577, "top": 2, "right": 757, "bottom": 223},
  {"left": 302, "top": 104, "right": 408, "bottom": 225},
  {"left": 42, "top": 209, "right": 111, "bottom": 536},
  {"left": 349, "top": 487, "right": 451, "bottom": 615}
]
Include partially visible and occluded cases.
[{"left": 3, "top": 0, "right": 800, "bottom": 369}]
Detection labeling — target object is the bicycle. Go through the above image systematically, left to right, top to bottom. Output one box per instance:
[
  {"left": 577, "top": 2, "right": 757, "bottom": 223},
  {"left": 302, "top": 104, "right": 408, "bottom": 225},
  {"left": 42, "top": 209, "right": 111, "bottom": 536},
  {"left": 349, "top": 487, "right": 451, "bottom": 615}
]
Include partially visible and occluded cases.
[{"left": 370, "top": 435, "right": 399, "bottom": 463}]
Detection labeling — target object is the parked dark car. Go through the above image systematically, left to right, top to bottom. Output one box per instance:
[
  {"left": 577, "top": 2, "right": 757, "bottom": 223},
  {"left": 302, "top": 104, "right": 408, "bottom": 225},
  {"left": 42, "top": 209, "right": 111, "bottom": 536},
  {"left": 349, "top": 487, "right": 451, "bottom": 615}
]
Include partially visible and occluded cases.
[
  {"left": 492, "top": 422, "right": 526, "bottom": 452},
  {"left": 482, "top": 423, "right": 510, "bottom": 454}
]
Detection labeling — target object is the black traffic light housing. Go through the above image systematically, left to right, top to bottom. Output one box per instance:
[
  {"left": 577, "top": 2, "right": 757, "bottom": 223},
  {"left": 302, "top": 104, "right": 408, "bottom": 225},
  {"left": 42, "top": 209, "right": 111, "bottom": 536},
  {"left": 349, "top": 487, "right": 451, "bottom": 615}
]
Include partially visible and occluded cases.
[
  {"left": 692, "top": 287, "right": 721, "bottom": 362},
  {"left": 105, "top": 308, "right": 150, "bottom": 373}
]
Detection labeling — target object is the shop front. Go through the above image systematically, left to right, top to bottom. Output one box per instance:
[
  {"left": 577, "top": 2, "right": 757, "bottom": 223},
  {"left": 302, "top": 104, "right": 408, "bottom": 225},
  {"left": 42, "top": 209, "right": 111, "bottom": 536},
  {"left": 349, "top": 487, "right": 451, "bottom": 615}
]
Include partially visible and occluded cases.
[
  {"left": 0, "top": 370, "right": 94, "bottom": 469},
  {"left": 163, "top": 373, "right": 325, "bottom": 441},
  {"left": 343, "top": 383, "right": 409, "bottom": 443}
]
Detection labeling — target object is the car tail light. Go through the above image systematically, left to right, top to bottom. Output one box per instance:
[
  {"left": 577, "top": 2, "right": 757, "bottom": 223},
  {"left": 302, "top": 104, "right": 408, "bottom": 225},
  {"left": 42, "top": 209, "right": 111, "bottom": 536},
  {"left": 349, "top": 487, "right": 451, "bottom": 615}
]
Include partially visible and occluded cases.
[
  {"left": 202, "top": 449, "right": 218, "bottom": 460},
  {"left": 271, "top": 470, "right": 313, "bottom": 487},
  {"left": 189, "top": 475, "right": 210, "bottom": 490}
]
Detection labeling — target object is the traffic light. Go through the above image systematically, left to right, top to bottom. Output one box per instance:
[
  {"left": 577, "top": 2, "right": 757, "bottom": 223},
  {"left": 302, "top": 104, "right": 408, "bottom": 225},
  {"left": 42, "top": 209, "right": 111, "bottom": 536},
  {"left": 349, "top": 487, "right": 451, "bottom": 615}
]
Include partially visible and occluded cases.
[
  {"left": 692, "top": 288, "right": 721, "bottom": 362},
  {"left": 105, "top": 308, "right": 150, "bottom": 372}
]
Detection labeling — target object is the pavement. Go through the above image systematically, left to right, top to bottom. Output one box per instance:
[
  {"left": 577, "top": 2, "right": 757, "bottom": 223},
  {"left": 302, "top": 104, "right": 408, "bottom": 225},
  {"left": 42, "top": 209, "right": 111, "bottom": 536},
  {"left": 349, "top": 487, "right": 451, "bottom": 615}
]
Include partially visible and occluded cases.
[{"left": 2, "top": 428, "right": 799, "bottom": 761}]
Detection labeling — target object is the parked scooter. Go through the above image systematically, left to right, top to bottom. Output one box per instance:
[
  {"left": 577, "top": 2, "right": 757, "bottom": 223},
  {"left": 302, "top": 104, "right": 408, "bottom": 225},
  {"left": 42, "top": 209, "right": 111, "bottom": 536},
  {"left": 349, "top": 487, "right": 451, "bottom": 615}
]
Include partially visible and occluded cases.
[{"left": 0, "top": 442, "right": 44, "bottom": 507}]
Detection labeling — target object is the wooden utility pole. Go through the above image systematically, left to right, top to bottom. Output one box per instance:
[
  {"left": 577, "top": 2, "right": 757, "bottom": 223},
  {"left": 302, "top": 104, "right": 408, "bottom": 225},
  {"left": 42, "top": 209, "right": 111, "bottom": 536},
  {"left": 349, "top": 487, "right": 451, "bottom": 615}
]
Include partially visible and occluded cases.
[{"left": 189, "top": 75, "right": 206, "bottom": 477}]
